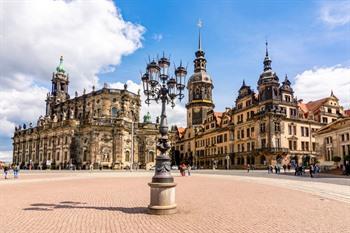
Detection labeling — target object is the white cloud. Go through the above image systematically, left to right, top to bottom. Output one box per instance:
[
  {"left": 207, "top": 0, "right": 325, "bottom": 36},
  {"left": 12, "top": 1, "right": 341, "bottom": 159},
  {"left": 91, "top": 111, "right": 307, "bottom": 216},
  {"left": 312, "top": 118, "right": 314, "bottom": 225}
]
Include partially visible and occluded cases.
[
  {"left": 0, "top": 0, "right": 145, "bottom": 149},
  {"left": 0, "top": 0, "right": 144, "bottom": 90},
  {"left": 320, "top": 1, "right": 350, "bottom": 26},
  {"left": 152, "top": 33, "right": 163, "bottom": 42},
  {"left": 294, "top": 65, "right": 350, "bottom": 108},
  {"left": 0, "top": 78, "right": 48, "bottom": 127},
  {"left": 110, "top": 80, "right": 186, "bottom": 127},
  {"left": 0, "top": 118, "right": 15, "bottom": 137},
  {"left": 0, "top": 151, "right": 12, "bottom": 163}
]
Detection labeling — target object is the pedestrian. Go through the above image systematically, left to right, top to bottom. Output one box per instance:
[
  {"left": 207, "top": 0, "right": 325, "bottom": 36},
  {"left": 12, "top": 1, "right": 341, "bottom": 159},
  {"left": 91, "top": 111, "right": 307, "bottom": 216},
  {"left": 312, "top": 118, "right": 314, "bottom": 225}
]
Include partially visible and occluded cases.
[
  {"left": 346, "top": 162, "right": 350, "bottom": 176},
  {"left": 180, "top": 163, "right": 185, "bottom": 176},
  {"left": 13, "top": 164, "right": 19, "bottom": 179},
  {"left": 187, "top": 164, "right": 191, "bottom": 176},
  {"left": 247, "top": 164, "right": 250, "bottom": 173},
  {"left": 283, "top": 164, "right": 287, "bottom": 173},
  {"left": 287, "top": 164, "right": 291, "bottom": 171},
  {"left": 309, "top": 164, "right": 314, "bottom": 178},
  {"left": 314, "top": 164, "right": 319, "bottom": 177},
  {"left": 267, "top": 165, "right": 270, "bottom": 174},
  {"left": 274, "top": 165, "right": 278, "bottom": 174},
  {"left": 3, "top": 166, "right": 8, "bottom": 179}
]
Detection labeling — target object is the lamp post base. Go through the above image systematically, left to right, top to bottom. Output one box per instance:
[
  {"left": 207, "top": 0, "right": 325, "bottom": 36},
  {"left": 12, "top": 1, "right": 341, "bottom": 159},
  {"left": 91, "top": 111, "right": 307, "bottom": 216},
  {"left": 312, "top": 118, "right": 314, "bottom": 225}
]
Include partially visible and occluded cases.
[{"left": 148, "top": 182, "right": 177, "bottom": 215}]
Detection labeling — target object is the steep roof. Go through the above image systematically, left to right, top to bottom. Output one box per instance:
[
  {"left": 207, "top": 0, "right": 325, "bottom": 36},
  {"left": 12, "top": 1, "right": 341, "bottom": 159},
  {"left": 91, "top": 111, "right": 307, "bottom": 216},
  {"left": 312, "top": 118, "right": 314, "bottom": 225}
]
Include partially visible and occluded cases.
[
  {"left": 305, "top": 98, "right": 328, "bottom": 112},
  {"left": 298, "top": 102, "right": 309, "bottom": 113},
  {"left": 345, "top": 109, "right": 350, "bottom": 117},
  {"left": 177, "top": 127, "right": 186, "bottom": 139}
]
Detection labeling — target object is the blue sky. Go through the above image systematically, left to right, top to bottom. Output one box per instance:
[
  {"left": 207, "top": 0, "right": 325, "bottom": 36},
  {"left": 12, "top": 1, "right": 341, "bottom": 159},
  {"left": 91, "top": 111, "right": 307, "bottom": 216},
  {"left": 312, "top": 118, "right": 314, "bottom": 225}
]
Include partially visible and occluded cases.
[
  {"left": 1, "top": 0, "right": 349, "bottom": 162},
  {"left": 103, "top": 0, "right": 350, "bottom": 108}
]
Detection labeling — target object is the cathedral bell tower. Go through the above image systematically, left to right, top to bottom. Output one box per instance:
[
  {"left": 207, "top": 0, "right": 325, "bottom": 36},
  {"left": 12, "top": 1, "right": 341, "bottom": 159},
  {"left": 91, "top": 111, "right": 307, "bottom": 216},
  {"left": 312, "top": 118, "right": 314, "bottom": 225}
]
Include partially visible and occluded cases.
[
  {"left": 186, "top": 22, "right": 214, "bottom": 127},
  {"left": 46, "top": 56, "right": 70, "bottom": 116}
]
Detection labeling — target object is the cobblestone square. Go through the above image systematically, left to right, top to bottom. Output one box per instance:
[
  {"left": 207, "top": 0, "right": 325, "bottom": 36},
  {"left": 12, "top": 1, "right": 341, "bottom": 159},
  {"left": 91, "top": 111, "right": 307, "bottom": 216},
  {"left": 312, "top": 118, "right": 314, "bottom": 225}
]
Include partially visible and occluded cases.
[{"left": 0, "top": 171, "right": 349, "bottom": 233}]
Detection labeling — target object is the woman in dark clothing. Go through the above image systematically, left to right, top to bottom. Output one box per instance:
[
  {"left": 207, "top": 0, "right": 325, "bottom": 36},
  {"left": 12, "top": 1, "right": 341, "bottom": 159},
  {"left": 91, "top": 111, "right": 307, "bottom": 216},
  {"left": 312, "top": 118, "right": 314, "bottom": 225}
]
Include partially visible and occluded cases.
[{"left": 3, "top": 166, "right": 9, "bottom": 179}]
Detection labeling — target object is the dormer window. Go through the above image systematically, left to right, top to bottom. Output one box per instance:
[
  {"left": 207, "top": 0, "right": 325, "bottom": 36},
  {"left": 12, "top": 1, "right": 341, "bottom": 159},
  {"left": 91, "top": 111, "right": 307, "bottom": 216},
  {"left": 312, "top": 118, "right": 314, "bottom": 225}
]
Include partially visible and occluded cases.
[{"left": 284, "top": 95, "right": 291, "bottom": 102}]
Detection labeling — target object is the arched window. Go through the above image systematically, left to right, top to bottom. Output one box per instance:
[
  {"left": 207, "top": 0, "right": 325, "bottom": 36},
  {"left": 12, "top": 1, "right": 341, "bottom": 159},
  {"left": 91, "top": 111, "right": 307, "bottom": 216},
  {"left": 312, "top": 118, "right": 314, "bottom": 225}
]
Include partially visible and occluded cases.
[
  {"left": 111, "top": 107, "right": 118, "bottom": 117},
  {"left": 83, "top": 150, "right": 87, "bottom": 162},
  {"left": 125, "top": 151, "right": 130, "bottom": 162},
  {"left": 149, "top": 151, "right": 154, "bottom": 162}
]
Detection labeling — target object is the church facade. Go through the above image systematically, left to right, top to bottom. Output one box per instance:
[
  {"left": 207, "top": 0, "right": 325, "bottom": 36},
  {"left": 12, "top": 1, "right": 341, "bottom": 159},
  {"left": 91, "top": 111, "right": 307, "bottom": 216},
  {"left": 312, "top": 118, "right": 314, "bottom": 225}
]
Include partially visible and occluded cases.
[
  {"left": 174, "top": 38, "right": 345, "bottom": 169},
  {"left": 12, "top": 57, "right": 158, "bottom": 169}
]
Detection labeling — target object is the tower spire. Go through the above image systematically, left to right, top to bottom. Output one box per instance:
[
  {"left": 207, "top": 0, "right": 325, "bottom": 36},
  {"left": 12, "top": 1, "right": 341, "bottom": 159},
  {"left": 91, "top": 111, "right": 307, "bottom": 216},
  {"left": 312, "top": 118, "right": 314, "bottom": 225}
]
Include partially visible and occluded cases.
[
  {"left": 194, "top": 19, "right": 206, "bottom": 72},
  {"left": 197, "top": 19, "right": 202, "bottom": 51},
  {"left": 263, "top": 41, "right": 272, "bottom": 71}
]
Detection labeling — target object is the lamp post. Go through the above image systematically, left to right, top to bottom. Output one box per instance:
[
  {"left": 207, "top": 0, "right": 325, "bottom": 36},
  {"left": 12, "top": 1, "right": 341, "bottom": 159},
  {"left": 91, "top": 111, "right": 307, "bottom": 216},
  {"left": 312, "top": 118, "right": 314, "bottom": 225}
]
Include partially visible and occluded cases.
[{"left": 141, "top": 54, "right": 187, "bottom": 215}]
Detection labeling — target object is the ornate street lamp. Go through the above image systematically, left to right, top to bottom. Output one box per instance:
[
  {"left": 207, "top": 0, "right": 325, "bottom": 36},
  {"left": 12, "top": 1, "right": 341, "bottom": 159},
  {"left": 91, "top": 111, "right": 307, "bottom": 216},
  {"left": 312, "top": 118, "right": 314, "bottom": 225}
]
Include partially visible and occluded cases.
[{"left": 141, "top": 54, "right": 187, "bottom": 215}]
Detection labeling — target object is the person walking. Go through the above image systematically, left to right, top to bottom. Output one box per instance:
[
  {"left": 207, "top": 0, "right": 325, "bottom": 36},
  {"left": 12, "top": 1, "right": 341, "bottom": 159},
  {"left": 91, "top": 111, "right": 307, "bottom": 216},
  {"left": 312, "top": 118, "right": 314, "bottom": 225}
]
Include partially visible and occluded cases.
[
  {"left": 346, "top": 162, "right": 350, "bottom": 176},
  {"left": 180, "top": 163, "right": 185, "bottom": 176},
  {"left": 13, "top": 164, "right": 19, "bottom": 179},
  {"left": 187, "top": 164, "right": 191, "bottom": 176},
  {"left": 247, "top": 164, "right": 250, "bottom": 173},
  {"left": 283, "top": 164, "right": 287, "bottom": 173},
  {"left": 287, "top": 164, "right": 291, "bottom": 171},
  {"left": 309, "top": 164, "right": 314, "bottom": 178},
  {"left": 294, "top": 165, "right": 298, "bottom": 176},
  {"left": 3, "top": 166, "right": 9, "bottom": 179}
]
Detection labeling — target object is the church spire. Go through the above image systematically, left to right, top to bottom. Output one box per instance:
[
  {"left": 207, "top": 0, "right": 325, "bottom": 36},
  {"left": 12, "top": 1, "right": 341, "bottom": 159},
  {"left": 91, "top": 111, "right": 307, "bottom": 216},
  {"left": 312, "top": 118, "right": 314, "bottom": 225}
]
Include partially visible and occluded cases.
[
  {"left": 197, "top": 19, "right": 202, "bottom": 51},
  {"left": 194, "top": 20, "right": 206, "bottom": 72},
  {"left": 263, "top": 41, "right": 272, "bottom": 71}
]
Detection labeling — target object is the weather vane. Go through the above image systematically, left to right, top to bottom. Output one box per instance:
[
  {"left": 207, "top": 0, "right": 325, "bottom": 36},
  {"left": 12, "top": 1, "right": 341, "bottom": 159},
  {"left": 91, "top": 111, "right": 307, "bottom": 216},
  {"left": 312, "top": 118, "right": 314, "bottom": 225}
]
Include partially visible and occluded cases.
[{"left": 197, "top": 19, "right": 202, "bottom": 28}]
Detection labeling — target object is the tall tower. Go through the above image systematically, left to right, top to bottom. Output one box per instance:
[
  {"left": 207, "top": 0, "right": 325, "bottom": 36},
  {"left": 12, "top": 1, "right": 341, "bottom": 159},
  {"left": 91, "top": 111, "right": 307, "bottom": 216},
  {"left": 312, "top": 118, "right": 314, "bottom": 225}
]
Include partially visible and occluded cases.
[
  {"left": 186, "top": 22, "right": 214, "bottom": 127},
  {"left": 257, "top": 42, "right": 280, "bottom": 102},
  {"left": 46, "top": 56, "right": 70, "bottom": 115}
]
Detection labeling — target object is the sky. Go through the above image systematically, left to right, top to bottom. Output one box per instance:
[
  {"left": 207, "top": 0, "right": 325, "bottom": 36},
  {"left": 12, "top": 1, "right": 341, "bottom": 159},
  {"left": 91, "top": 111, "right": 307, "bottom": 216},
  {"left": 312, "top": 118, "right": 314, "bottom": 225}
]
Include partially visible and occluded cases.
[{"left": 0, "top": 0, "right": 350, "bottom": 162}]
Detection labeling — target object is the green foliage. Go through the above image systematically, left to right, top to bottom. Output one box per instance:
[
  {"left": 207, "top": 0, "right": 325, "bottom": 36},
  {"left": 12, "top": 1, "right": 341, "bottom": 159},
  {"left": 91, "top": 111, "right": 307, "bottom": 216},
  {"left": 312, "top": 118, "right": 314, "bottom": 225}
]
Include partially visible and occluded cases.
[{"left": 332, "top": 156, "right": 341, "bottom": 162}]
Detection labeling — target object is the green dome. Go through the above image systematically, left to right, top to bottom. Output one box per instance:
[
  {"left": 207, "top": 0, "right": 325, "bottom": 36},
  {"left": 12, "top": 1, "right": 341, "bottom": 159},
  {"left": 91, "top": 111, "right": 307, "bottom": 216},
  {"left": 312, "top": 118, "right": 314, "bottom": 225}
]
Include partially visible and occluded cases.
[
  {"left": 56, "top": 56, "right": 65, "bottom": 73},
  {"left": 143, "top": 112, "right": 151, "bottom": 123}
]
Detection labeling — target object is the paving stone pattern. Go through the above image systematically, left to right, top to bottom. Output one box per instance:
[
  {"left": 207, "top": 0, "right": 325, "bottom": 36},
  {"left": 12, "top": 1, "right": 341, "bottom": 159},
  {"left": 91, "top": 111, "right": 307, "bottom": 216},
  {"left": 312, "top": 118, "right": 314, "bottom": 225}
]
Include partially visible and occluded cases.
[{"left": 0, "top": 172, "right": 349, "bottom": 233}]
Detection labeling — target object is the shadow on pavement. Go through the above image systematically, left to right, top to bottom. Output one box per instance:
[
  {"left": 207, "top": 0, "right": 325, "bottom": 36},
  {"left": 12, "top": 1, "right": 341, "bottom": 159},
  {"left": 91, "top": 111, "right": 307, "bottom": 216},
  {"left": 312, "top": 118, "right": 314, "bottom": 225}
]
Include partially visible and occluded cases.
[{"left": 23, "top": 202, "right": 148, "bottom": 214}]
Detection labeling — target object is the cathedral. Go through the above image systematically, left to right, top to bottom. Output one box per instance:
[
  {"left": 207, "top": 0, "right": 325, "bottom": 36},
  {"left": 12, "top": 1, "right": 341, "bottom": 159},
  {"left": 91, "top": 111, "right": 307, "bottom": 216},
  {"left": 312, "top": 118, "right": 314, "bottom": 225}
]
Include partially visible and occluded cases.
[
  {"left": 174, "top": 35, "right": 345, "bottom": 169},
  {"left": 12, "top": 57, "right": 159, "bottom": 170}
]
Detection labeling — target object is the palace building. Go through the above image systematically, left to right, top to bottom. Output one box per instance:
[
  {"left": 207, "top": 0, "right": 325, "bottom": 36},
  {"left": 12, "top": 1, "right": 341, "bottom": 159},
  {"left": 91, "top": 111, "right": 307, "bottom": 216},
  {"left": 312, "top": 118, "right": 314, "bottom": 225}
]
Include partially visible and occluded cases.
[
  {"left": 174, "top": 36, "right": 346, "bottom": 169},
  {"left": 12, "top": 57, "right": 159, "bottom": 170},
  {"left": 315, "top": 117, "right": 350, "bottom": 167}
]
